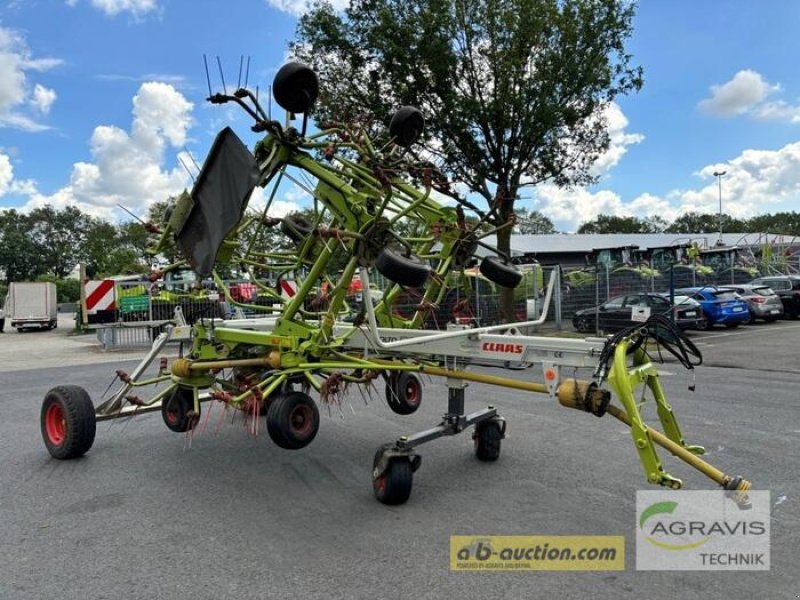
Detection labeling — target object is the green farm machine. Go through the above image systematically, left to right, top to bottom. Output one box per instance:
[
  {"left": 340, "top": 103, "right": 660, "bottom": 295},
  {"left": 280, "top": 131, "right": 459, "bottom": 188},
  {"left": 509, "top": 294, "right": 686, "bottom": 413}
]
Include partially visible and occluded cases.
[{"left": 40, "top": 63, "right": 751, "bottom": 506}]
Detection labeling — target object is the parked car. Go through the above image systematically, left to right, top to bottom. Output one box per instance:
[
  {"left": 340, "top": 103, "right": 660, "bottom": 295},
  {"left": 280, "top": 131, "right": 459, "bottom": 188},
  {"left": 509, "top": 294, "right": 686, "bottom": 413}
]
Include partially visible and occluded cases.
[
  {"left": 748, "top": 275, "right": 800, "bottom": 319},
  {"left": 718, "top": 284, "right": 783, "bottom": 322},
  {"left": 674, "top": 286, "right": 751, "bottom": 328},
  {"left": 572, "top": 292, "right": 705, "bottom": 333},
  {"left": 658, "top": 294, "right": 708, "bottom": 330}
]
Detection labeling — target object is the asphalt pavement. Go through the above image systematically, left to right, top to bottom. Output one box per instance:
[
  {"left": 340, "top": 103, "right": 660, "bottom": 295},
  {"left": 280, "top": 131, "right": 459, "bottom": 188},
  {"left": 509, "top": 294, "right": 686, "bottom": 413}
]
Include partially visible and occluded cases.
[{"left": 0, "top": 317, "right": 797, "bottom": 599}]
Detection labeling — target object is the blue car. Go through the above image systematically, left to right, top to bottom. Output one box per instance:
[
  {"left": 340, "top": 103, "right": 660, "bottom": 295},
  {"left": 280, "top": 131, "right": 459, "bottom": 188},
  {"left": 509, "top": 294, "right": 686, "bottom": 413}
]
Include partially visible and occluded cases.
[{"left": 674, "top": 287, "right": 750, "bottom": 329}]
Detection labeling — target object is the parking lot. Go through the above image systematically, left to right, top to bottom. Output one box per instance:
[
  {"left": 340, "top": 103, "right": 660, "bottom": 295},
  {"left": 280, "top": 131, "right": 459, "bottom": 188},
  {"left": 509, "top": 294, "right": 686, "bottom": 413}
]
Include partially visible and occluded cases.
[{"left": 0, "top": 316, "right": 797, "bottom": 599}]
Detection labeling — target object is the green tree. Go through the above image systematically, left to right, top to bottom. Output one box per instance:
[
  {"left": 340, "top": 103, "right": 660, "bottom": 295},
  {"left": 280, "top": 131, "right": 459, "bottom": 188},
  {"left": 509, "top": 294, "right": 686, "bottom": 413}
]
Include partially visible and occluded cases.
[
  {"left": 294, "top": 0, "right": 642, "bottom": 319},
  {"left": 27, "top": 206, "right": 91, "bottom": 278},
  {"left": 514, "top": 207, "right": 556, "bottom": 234},
  {"left": 0, "top": 209, "right": 47, "bottom": 282},
  {"left": 666, "top": 212, "right": 746, "bottom": 235},
  {"left": 746, "top": 212, "right": 800, "bottom": 235},
  {"left": 577, "top": 214, "right": 658, "bottom": 234}
]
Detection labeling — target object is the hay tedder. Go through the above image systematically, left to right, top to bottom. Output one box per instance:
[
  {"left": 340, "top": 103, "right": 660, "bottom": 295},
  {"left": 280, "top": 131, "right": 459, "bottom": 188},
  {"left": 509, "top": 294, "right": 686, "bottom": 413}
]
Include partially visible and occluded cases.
[{"left": 40, "top": 63, "right": 751, "bottom": 505}]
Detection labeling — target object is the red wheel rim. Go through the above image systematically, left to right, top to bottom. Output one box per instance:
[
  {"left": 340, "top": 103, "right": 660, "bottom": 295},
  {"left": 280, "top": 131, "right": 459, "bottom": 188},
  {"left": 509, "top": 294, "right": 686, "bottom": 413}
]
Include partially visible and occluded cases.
[
  {"left": 404, "top": 381, "right": 420, "bottom": 407},
  {"left": 45, "top": 403, "right": 66, "bottom": 445},
  {"left": 289, "top": 404, "right": 313, "bottom": 438},
  {"left": 165, "top": 406, "right": 179, "bottom": 425},
  {"left": 374, "top": 474, "right": 386, "bottom": 493}
]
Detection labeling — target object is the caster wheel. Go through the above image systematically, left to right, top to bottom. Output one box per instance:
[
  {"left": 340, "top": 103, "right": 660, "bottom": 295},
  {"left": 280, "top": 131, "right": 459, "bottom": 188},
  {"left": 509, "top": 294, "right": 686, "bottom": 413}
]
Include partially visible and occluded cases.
[
  {"left": 272, "top": 62, "right": 319, "bottom": 114},
  {"left": 389, "top": 106, "right": 424, "bottom": 147},
  {"left": 374, "top": 247, "right": 430, "bottom": 288},
  {"left": 479, "top": 256, "right": 522, "bottom": 289},
  {"left": 384, "top": 372, "right": 423, "bottom": 415},
  {"left": 41, "top": 385, "right": 96, "bottom": 459},
  {"left": 162, "top": 386, "right": 200, "bottom": 433},
  {"left": 266, "top": 391, "right": 320, "bottom": 450},
  {"left": 474, "top": 419, "right": 504, "bottom": 462},
  {"left": 372, "top": 445, "right": 414, "bottom": 505}
]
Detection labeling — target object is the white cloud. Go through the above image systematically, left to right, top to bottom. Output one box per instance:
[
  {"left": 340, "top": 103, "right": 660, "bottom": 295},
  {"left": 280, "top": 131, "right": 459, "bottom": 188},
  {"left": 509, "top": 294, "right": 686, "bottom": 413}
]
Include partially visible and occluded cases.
[
  {"left": 87, "top": 0, "right": 158, "bottom": 17},
  {"left": 264, "top": 0, "right": 348, "bottom": 17},
  {"left": 0, "top": 26, "right": 62, "bottom": 131},
  {"left": 697, "top": 69, "right": 800, "bottom": 123},
  {"left": 698, "top": 69, "right": 779, "bottom": 116},
  {"left": 19, "top": 81, "right": 193, "bottom": 220},
  {"left": 31, "top": 84, "right": 56, "bottom": 114},
  {"left": 752, "top": 100, "right": 800, "bottom": 124},
  {"left": 592, "top": 102, "right": 644, "bottom": 176},
  {"left": 535, "top": 139, "right": 800, "bottom": 232},
  {"left": 0, "top": 151, "right": 13, "bottom": 196}
]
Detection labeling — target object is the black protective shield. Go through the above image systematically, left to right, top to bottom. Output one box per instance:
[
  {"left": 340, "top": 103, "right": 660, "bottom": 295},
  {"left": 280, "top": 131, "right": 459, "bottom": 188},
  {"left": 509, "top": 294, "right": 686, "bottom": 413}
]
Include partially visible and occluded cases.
[{"left": 176, "top": 127, "right": 259, "bottom": 277}]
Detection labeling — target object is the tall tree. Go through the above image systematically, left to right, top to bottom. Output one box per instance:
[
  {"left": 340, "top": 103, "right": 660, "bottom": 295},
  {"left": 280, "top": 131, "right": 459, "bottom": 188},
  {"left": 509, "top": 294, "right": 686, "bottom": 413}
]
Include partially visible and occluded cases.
[
  {"left": 294, "top": 0, "right": 642, "bottom": 319},
  {"left": 27, "top": 206, "right": 91, "bottom": 278},
  {"left": 514, "top": 207, "right": 556, "bottom": 234},
  {"left": 0, "top": 209, "right": 47, "bottom": 282},
  {"left": 666, "top": 212, "right": 746, "bottom": 235},
  {"left": 577, "top": 214, "right": 658, "bottom": 234}
]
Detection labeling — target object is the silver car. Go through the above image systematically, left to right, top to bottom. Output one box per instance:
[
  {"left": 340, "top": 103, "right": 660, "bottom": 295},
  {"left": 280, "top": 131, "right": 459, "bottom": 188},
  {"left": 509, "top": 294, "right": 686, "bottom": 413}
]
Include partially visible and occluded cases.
[{"left": 718, "top": 284, "right": 783, "bottom": 322}]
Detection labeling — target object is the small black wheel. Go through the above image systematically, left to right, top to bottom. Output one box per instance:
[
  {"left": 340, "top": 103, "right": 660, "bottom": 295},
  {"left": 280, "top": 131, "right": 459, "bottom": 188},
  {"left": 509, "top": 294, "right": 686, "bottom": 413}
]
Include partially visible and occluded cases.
[
  {"left": 273, "top": 61, "right": 319, "bottom": 114},
  {"left": 389, "top": 106, "right": 424, "bottom": 147},
  {"left": 281, "top": 213, "right": 315, "bottom": 243},
  {"left": 375, "top": 247, "right": 430, "bottom": 288},
  {"left": 479, "top": 256, "right": 522, "bottom": 289},
  {"left": 573, "top": 316, "right": 592, "bottom": 333},
  {"left": 695, "top": 319, "right": 710, "bottom": 331},
  {"left": 384, "top": 372, "right": 423, "bottom": 415},
  {"left": 41, "top": 385, "right": 96, "bottom": 459},
  {"left": 162, "top": 386, "right": 201, "bottom": 433},
  {"left": 266, "top": 392, "right": 320, "bottom": 450},
  {"left": 474, "top": 420, "right": 503, "bottom": 462},
  {"left": 372, "top": 446, "right": 413, "bottom": 505}
]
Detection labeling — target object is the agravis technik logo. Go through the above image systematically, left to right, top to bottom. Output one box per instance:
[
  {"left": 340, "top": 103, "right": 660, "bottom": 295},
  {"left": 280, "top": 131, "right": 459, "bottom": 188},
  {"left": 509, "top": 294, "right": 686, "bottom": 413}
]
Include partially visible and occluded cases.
[{"left": 636, "top": 491, "right": 770, "bottom": 571}]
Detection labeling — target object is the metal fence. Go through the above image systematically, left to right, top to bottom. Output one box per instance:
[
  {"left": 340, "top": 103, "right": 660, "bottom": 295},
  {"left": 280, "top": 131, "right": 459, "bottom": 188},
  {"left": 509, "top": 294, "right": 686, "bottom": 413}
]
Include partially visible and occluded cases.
[{"left": 90, "top": 259, "right": 798, "bottom": 350}]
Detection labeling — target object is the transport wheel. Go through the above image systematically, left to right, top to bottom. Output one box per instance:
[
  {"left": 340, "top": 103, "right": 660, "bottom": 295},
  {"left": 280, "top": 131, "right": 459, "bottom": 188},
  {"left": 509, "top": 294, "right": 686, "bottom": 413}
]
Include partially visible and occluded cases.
[
  {"left": 272, "top": 62, "right": 319, "bottom": 114},
  {"left": 389, "top": 106, "right": 424, "bottom": 147},
  {"left": 374, "top": 247, "right": 430, "bottom": 288},
  {"left": 479, "top": 256, "right": 522, "bottom": 289},
  {"left": 384, "top": 372, "right": 423, "bottom": 415},
  {"left": 41, "top": 385, "right": 96, "bottom": 459},
  {"left": 162, "top": 386, "right": 200, "bottom": 433},
  {"left": 266, "top": 392, "right": 320, "bottom": 450},
  {"left": 474, "top": 420, "right": 503, "bottom": 462},
  {"left": 372, "top": 446, "right": 413, "bottom": 505}
]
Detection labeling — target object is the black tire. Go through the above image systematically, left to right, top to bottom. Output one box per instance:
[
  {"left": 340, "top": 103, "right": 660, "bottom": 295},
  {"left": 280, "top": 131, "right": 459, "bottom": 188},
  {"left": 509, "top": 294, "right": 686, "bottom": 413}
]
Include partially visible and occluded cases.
[
  {"left": 272, "top": 61, "right": 319, "bottom": 114},
  {"left": 389, "top": 106, "right": 424, "bottom": 147},
  {"left": 281, "top": 213, "right": 315, "bottom": 243},
  {"left": 375, "top": 247, "right": 430, "bottom": 288},
  {"left": 479, "top": 256, "right": 522, "bottom": 289},
  {"left": 573, "top": 316, "right": 592, "bottom": 333},
  {"left": 695, "top": 319, "right": 710, "bottom": 331},
  {"left": 725, "top": 322, "right": 740, "bottom": 329},
  {"left": 384, "top": 372, "right": 423, "bottom": 415},
  {"left": 41, "top": 385, "right": 96, "bottom": 459},
  {"left": 162, "top": 386, "right": 201, "bottom": 433},
  {"left": 266, "top": 392, "right": 320, "bottom": 450},
  {"left": 474, "top": 420, "right": 502, "bottom": 462},
  {"left": 372, "top": 446, "right": 413, "bottom": 505}
]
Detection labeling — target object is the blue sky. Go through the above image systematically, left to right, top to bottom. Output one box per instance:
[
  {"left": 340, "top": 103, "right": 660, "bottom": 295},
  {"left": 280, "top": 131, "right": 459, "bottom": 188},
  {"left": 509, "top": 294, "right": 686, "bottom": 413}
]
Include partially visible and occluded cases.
[{"left": 2, "top": 0, "right": 800, "bottom": 232}]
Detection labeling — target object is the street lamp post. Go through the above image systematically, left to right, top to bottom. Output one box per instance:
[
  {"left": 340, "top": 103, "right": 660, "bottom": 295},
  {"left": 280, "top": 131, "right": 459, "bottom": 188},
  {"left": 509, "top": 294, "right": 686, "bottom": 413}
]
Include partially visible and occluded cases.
[{"left": 713, "top": 170, "right": 727, "bottom": 244}]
